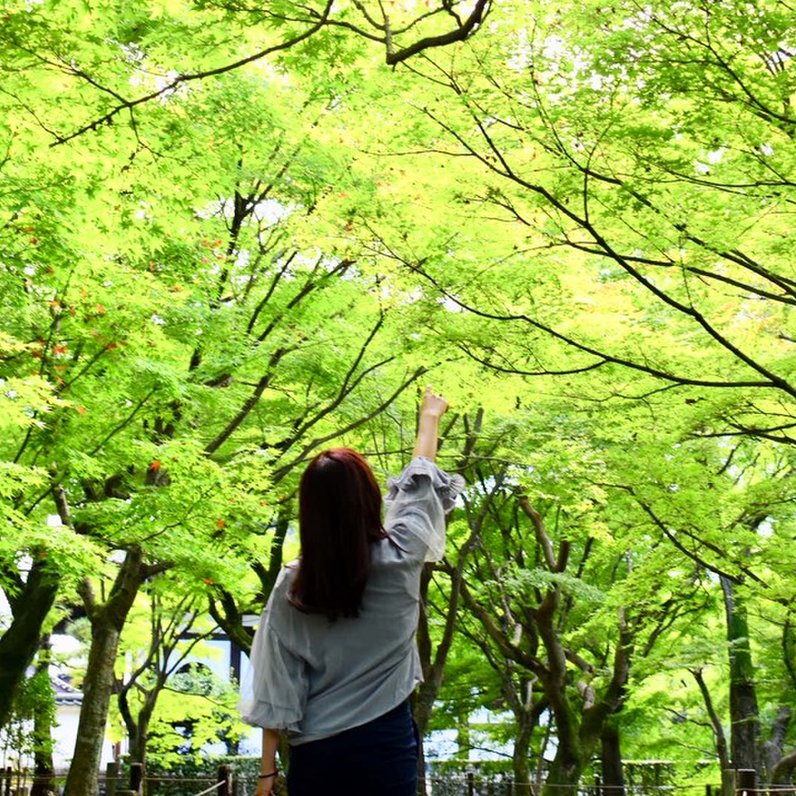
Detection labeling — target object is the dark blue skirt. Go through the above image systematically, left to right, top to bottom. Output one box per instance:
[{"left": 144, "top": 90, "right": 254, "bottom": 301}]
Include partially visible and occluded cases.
[{"left": 287, "top": 700, "right": 419, "bottom": 796}]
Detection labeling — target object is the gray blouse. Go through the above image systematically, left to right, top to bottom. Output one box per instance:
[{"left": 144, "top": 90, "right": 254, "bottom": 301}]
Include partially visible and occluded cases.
[{"left": 239, "top": 457, "right": 465, "bottom": 745}]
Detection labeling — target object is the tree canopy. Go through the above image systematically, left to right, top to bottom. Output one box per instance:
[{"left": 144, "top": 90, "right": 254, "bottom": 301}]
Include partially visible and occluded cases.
[{"left": 2, "top": 1, "right": 796, "bottom": 793}]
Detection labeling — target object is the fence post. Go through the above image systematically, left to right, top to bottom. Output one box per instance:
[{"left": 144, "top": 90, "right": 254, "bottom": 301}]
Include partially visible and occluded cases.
[
  {"left": 105, "top": 762, "right": 119, "bottom": 796},
  {"left": 129, "top": 763, "right": 144, "bottom": 795},
  {"left": 217, "top": 765, "right": 231, "bottom": 796},
  {"left": 3, "top": 767, "right": 11, "bottom": 796},
  {"left": 723, "top": 769, "right": 737, "bottom": 796},
  {"left": 737, "top": 769, "right": 755, "bottom": 795},
  {"left": 467, "top": 771, "right": 475, "bottom": 796},
  {"left": 705, "top": 785, "right": 712, "bottom": 796}
]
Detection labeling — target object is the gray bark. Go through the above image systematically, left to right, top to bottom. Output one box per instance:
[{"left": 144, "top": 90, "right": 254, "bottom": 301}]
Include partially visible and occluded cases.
[{"left": 64, "top": 548, "right": 145, "bottom": 796}]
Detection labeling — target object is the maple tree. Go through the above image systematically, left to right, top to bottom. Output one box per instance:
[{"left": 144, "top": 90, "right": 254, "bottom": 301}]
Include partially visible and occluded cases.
[{"left": 2, "top": 1, "right": 796, "bottom": 794}]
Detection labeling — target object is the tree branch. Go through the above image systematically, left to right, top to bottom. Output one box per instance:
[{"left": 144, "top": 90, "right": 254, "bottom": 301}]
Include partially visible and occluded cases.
[
  {"left": 385, "top": 0, "right": 490, "bottom": 64},
  {"left": 48, "top": 1, "right": 335, "bottom": 146}
]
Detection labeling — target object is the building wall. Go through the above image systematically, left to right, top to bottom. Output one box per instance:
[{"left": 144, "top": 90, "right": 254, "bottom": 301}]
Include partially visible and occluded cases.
[{"left": 52, "top": 705, "right": 119, "bottom": 771}]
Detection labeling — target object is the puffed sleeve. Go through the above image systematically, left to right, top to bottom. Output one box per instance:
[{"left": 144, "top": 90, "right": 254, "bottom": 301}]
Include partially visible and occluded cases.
[
  {"left": 384, "top": 457, "right": 465, "bottom": 562},
  {"left": 239, "top": 572, "right": 308, "bottom": 732}
]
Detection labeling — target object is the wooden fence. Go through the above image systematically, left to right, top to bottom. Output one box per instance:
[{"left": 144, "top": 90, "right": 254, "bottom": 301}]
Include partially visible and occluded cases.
[
  {"left": 0, "top": 764, "right": 234, "bottom": 796},
  {"left": 1, "top": 764, "right": 794, "bottom": 796}
]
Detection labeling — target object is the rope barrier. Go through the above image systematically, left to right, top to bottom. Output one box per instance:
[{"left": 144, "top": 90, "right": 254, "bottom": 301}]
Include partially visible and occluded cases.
[
  {"left": 0, "top": 769, "right": 792, "bottom": 796},
  {"left": 0, "top": 770, "right": 233, "bottom": 796},
  {"left": 418, "top": 777, "right": 696, "bottom": 789},
  {"left": 143, "top": 778, "right": 223, "bottom": 784},
  {"left": 184, "top": 780, "right": 224, "bottom": 796},
  {"left": 730, "top": 789, "right": 796, "bottom": 794}
]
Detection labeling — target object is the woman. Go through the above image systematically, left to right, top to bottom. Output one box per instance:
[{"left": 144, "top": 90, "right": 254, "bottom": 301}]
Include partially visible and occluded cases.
[{"left": 240, "top": 387, "right": 464, "bottom": 796}]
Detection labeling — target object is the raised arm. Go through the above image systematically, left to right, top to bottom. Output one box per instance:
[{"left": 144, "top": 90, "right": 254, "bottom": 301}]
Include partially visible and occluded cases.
[
  {"left": 412, "top": 387, "right": 449, "bottom": 462},
  {"left": 386, "top": 388, "right": 463, "bottom": 561}
]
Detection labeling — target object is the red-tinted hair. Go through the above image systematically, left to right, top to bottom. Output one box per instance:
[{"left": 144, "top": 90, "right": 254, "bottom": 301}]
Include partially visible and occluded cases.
[{"left": 289, "top": 448, "right": 386, "bottom": 620}]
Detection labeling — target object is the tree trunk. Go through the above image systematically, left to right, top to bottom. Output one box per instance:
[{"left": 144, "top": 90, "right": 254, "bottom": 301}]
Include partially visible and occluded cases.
[
  {"left": 64, "top": 549, "right": 145, "bottom": 796},
  {"left": 0, "top": 560, "right": 59, "bottom": 730},
  {"left": 412, "top": 561, "right": 456, "bottom": 793},
  {"left": 720, "top": 576, "right": 759, "bottom": 774},
  {"left": 63, "top": 623, "right": 121, "bottom": 796},
  {"left": 31, "top": 638, "right": 57, "bottom": 796},
  {"left": 691, "top": 668, "right": 732, "bottom": 795},
  {"left": 412, "top": 679, "right": 437, "bottom": 739},
  {"left": 120, "top": 683, "right": 155, "bottom": 771},
  {"left": 411, "top": 689, "right": 430, "bottom": 795},
  {"left": 541, "top": 689, "right": 621, "bottom": 794},
  {"left": 541, "top": 693, "right": 589, "bottom": 796},
  {"left": 761, "top": 707, "right": 790, "bottom": 784},
  {"left": 513, "top": 709, "right": 535, "bottom": 796},
  {"left": 454, "top": 714, "right": 470, "bottom": 762},
  {"left": 129, "top": 719, "right": 148, "bottom": 771},
  {"left": 600, "top": 722, "right": 625, "bottom": 796},
  {"left": 771, "top": 748, "right": 796, "bottom": 786},
  {"left": 542, "top": 750, "right": 585, "bottom": 796}
]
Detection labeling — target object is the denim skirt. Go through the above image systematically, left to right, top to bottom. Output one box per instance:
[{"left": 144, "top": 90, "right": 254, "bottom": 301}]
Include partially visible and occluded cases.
[{"left": 287, "top": 700, "right": 419, "bottom": 796}]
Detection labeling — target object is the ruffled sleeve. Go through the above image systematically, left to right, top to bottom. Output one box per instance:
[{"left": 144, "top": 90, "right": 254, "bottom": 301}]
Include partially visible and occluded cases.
[
  {"left": 384, "top": 457, "right": 465, "bottom": 562},
  {"left": 239, "top": 571, "right": 308, "bottom": 732}
]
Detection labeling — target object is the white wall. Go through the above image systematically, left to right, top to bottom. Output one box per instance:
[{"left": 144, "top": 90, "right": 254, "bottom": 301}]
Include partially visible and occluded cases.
[{"left": 52, "top": 705, "right": 120, "bottom": 770}]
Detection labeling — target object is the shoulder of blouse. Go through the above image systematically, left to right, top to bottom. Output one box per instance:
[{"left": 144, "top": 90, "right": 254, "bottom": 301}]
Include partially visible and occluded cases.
[{"left": 385, "top": 456, "right": 465, "bottom": 512}]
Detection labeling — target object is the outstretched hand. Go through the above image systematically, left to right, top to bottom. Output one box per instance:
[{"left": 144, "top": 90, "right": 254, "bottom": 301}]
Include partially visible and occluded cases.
[
  {"left": 413, "top": 386, "right": 449, "bottom": 461},
  {"left": 419, "top": 386, "right": 449, "bottom": 418}
]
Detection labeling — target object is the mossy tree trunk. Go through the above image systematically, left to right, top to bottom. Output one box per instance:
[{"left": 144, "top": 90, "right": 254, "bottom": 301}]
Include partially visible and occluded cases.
[
  {"left": 64, "top": 548, "right": 150, "bottom": 796},
  {"left": 720, "top": 576, "right": 760, "bottom": 776},
  {"left": 600, "top": 721, "right": 626, "bottom": 796}
]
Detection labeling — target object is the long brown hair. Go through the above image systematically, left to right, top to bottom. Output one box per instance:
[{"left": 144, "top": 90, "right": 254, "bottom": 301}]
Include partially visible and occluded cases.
[{"left": 289, "top": 448, "right": 386, "bottom": 620}]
